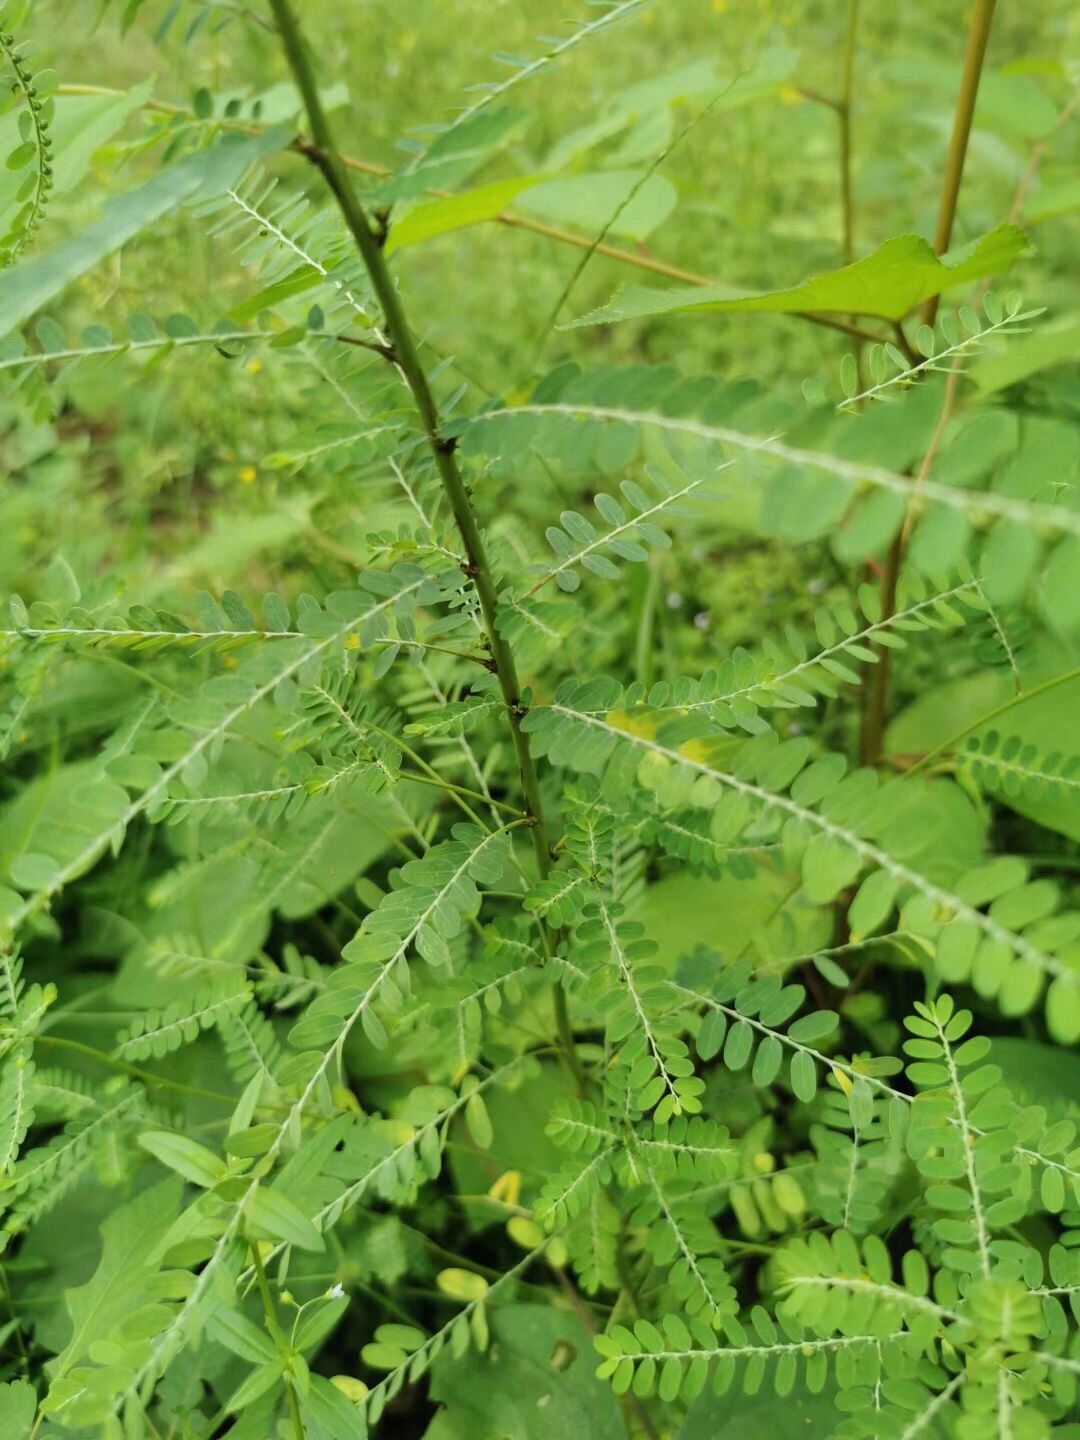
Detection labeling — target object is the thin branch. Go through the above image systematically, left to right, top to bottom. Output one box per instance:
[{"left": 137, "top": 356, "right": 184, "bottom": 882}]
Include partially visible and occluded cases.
[
  {"left": 268, "top": 0, "right": 584, "bottom": 1091},
  {"left": 839, "top": 0, "right": 859, "bottom": 265},
  {"left": 860, "top": 0, "right": 996, "bottom": 764},
  {"left": 920, "top": 0, "right": 997, "bottom": 330},
  {"left": 57, "top": 83, "right": 891, "bottom": 349}
]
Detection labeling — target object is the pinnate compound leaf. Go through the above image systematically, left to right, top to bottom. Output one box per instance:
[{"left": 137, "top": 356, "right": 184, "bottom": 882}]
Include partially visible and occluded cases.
[{"left": 0, "top": 130, "right": 288, "bottom": 338}]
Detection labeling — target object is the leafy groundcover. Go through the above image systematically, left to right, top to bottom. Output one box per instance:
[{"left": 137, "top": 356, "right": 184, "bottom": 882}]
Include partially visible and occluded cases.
[{"left": 1, "top": 1, "right": 1080, "bottom": 1438}]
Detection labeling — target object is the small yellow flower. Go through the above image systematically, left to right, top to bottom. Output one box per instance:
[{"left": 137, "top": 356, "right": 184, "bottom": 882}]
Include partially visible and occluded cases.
[
  {"left": 713, "top": 0, "right": 728, "bottom": 10},
  {"left": 778, "top": 84, "right": 803, "bottom": 106},
  {"left": 246, "top": 358, "right": 263, "bottom": 375},
  {"left": 239, "top": 466, "right": 257, "bottom": 485},
  {"left": 344, "top": 632, "right": 360, "bottom": 651},
  {"left": 489, "top": 1170, "right": 522, "bottom": 1207}
]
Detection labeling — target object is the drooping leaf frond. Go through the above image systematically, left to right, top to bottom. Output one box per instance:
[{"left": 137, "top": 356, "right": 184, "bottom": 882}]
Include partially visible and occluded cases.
[
  {"left": 459, "top": 370, "right": 1080, "bottom": 548},
  {"left": 524, "top": 683, "right": 1080, "bottom": 1035}
]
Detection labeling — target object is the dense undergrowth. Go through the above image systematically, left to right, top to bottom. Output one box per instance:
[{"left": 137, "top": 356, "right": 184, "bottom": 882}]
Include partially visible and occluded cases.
[{"left": 1, "top": 1, "right": 1079, "bottom": 1437}]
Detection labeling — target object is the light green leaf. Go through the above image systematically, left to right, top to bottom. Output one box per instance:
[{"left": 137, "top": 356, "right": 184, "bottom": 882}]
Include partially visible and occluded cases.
[
  {"left": 885, "top": 59, "right": 1060, "bottom": 141},
  {"left": 0, "top": 84, "right": 154, "bottom": 239},
  {"left": 0, "top": 129, "right": 288, "bottom": 338},
  {"left": 520, "top": 170, "right": 677, "bottom": 242},
  {"left": 386, "top": 176, "right": 540, "bottom": 255},
  {"left": 569, "top": 225, "right": 1028, "bottom": 326},
  {"left": 227, "top": 264, "right": 324, "bottom": 323},
  {"left": 970, "top": 319, "right": 1080, "bottom": 396},
  {"left": 847, "top": 870, "right": 899, "bottom": 940},
  {"left": 1046, "top": 977, "right": 1080, "bottom": 1048},
  {"left": 787, "top": 1010, "right": 839, "bottom": 1045},
  {"left": 790, "top": 1051, "right": 817, "bottom": 1103},
  {"left": 464, "top": 1091, "right": 494, "bottom": 1150},
  {"left": 138, "top": 1130, "right": 227, "bottom": 1188},
  {"left": 46, "top": 1178, "right": 182, "bottom": 1389},
  {"left": 246, "top": 1186, "right": 325, "bottom": 1252},
  {"left": 436, "top": 1268, "right": 489, "bottom": 1302},
  {"left": 294, "top": 1296, "right": 350, "bottom": 1351},
  {"left": 427, "top": 1304, "right": 623, "bottom": 1440},
  {"left": 209, "top": 1307, "right": 280, "bottom": 1365},
  {"left": 226, "top": 1360, "right": 284, "bottom": 1413},
  {"left": 301, "top": 1374, "right": 368, "bottom": 1440},
  {"left": 0, "top": 1379, "right": 35, "bottom": 1439}
]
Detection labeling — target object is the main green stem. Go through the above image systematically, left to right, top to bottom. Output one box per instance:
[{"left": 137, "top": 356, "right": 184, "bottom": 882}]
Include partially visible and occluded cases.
[
  {"left": 268, "top": 0, "right": 582, "bottom": 1086},
  {"left": 860, "top": 0, "right": 996, "bottom": 765},
  {"left": 249, "top": 1239, "right": 305, "bottom": 1440}
]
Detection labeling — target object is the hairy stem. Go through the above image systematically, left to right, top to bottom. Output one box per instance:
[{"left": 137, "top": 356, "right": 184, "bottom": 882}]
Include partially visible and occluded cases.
[
  {"left": 268, "top": 0, "right": 584, "bottom": 1087},
  {"left": 860, "top": 0, "right": 996, "bottom": 764}
]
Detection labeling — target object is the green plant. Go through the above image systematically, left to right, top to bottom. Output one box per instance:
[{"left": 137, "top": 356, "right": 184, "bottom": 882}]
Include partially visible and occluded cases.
[{"left": 1, "top": 2, "right": 1079, "bottom": 1438}]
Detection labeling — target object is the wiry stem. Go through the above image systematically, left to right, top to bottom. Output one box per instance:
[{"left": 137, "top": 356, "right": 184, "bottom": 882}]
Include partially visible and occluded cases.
[
  {"left": 267, "top": 0, "right": 584, "bottom": 1087},
  {"left": 838, "top": 0, "right": 859, "bottom": 265},
  {"left": 860, "top": 0, "right": 996, "bottom": 764},
  {"left": 921, "top": 0, "right": 998, "bottom": 329}
]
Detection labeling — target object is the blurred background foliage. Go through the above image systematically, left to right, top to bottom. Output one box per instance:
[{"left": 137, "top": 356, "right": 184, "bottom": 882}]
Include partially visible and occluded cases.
[{"left": 5, "top": 0, "right": 1076, "bottom": 662}]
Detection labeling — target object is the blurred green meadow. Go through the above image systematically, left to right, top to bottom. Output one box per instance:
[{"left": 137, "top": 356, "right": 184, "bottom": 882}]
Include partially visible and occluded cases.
[{"left": 3, "top": 0, "right": 1078, "bottom": 665}]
